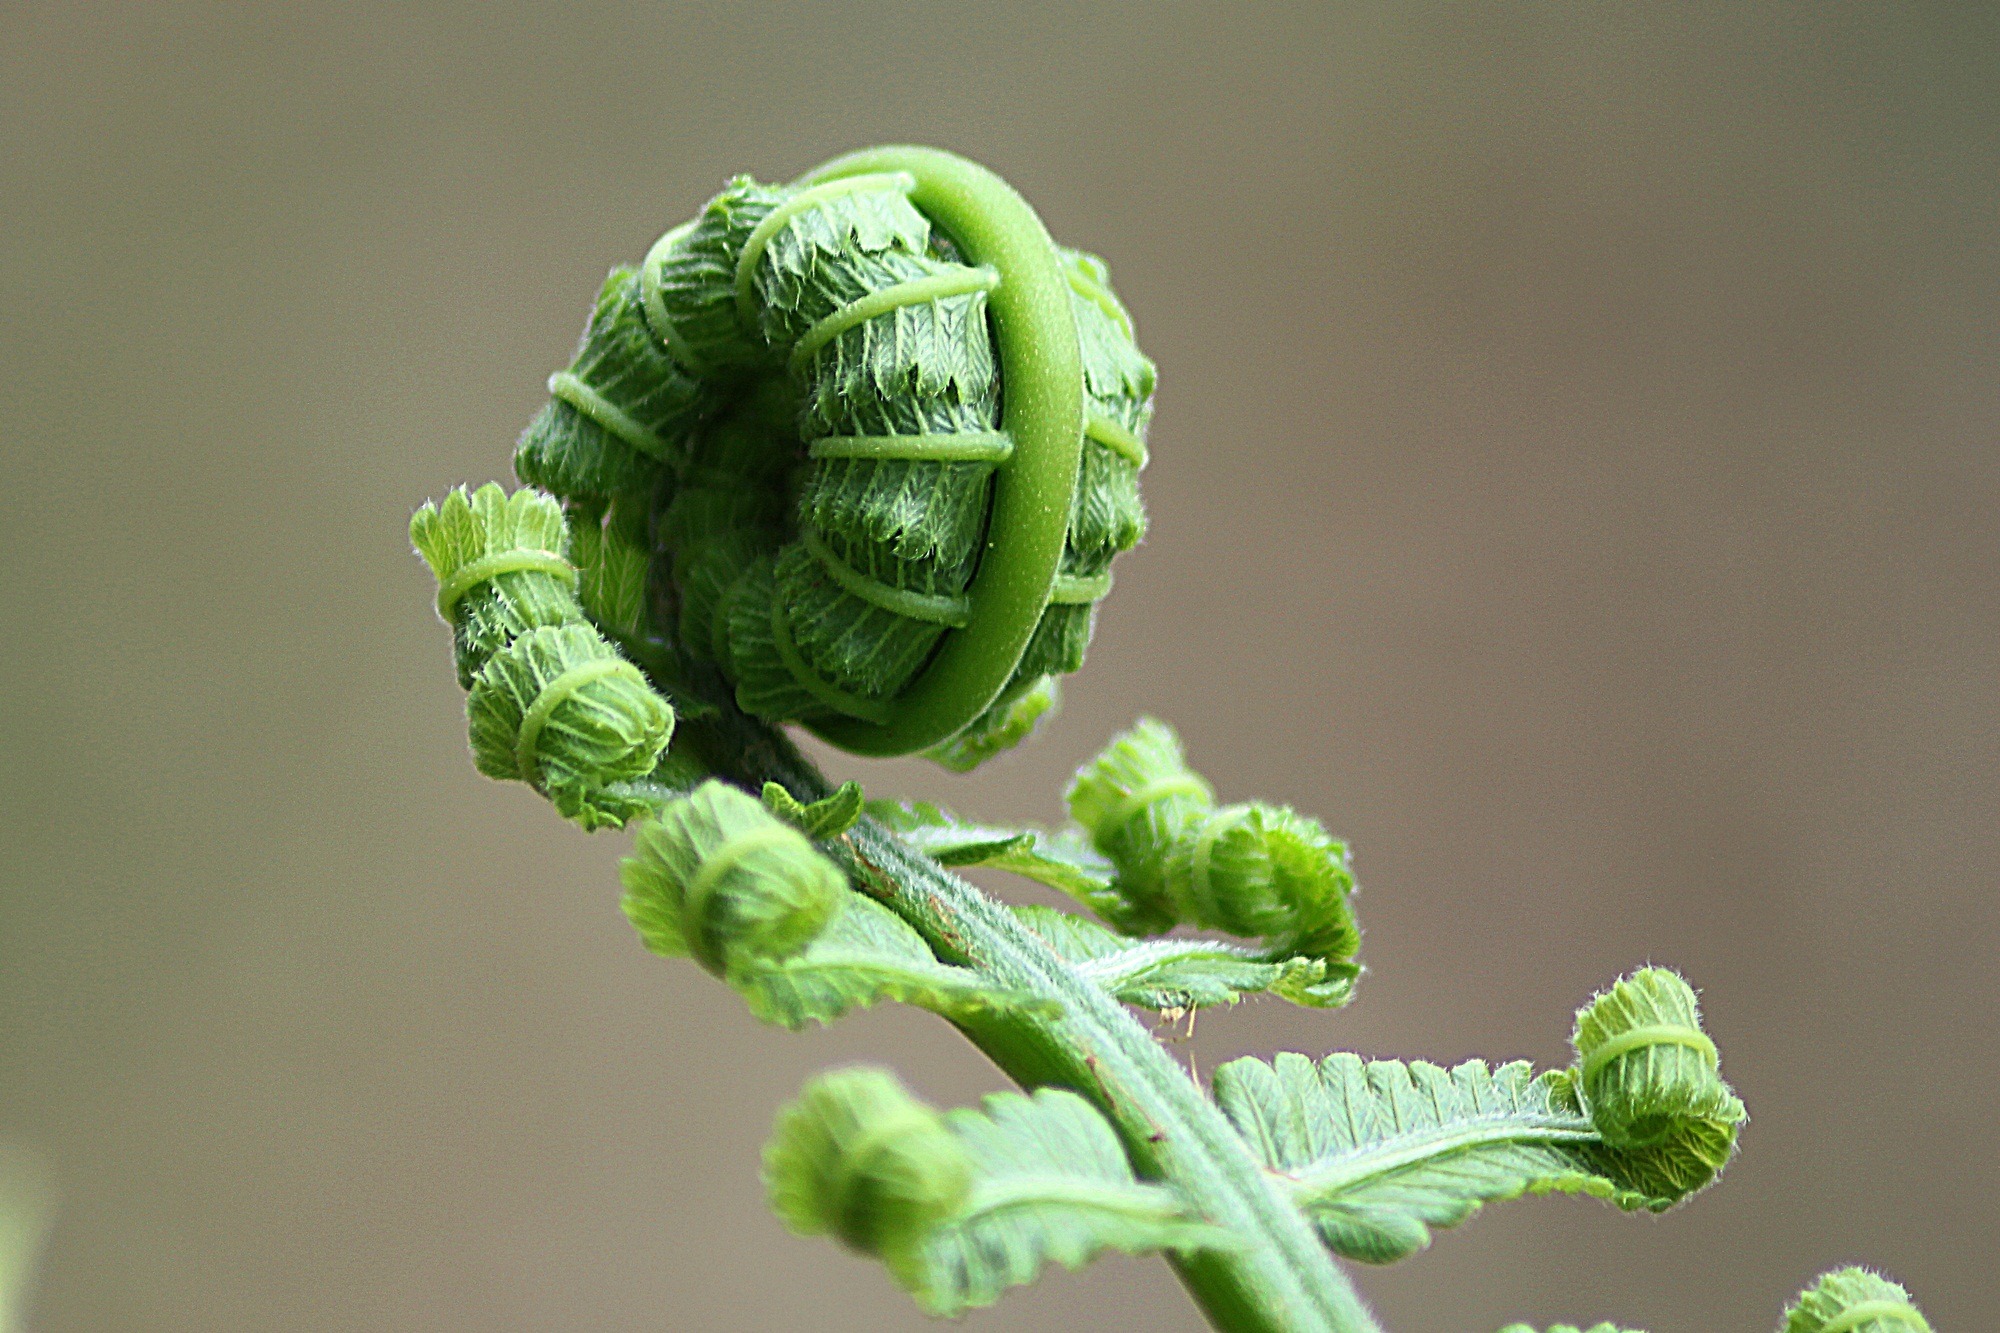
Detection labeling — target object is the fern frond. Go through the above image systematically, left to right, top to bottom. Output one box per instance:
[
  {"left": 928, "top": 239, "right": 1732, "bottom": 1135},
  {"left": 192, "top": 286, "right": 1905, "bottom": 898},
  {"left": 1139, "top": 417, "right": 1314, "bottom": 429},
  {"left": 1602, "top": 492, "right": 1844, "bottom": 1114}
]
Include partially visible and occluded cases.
[
  {"left": 411, "top": 483, "right": 579, "bottom": 687},
  {"left": 565, "top": 495, "right": 654, "bottom": 649},
  {"left": 923, "top": 676, "right": 1061, "bottom": 773},
  {"left": 1066, "top": 717, "right": 1214, "bottom": 931},
  {"left": 763, "top": 780, "right": 865, "bottom": 841},
  {"left": 867, "top": 799, "right": 1126, "bottom": 921},
  {"left": 868, "top": 803, "right": 1357, "bottom": 1009},
  {"left": 730, "top": 893, "right": 1052, "bottom": 1031},
  {"left": 1013, "top": 905, "right": 1346, "bottom": 1011},
  {"left": 1211, "top": 969, "right": 1742, "bottom": 1264},
  {"left": 1214, "top": 1054, "right": 1618, "bottom": 1263},
  {"left": 765, "top": 1070, "right": 1232, "bottom": 1318},
  {"left": 908, "top": 1086, "right": 1235, "bottom": 1315}
]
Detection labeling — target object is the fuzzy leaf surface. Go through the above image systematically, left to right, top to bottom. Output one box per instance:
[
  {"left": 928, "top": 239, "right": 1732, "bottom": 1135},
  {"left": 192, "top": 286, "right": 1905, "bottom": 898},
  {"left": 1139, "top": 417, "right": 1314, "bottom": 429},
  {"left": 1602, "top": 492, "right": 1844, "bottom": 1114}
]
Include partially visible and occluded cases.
[
  {"left": 867, "top": 800, "right": 1124, "bottom": 920},
  {"left": 730, "top": 893, "right": 1052, "bottom": 1030},
  {"left": 1011, "top": 906, "right": 1334, "bottom": 1011},
  {"left": 1212, "top": 1053, "right": 1723, "bottom": 1263},
  {"left": 898, "top": 1088, "right": 1234, "bottom": 1315},
  {"left": 1783, "top": 1267, "right": 1931, "bottom": 1333}
]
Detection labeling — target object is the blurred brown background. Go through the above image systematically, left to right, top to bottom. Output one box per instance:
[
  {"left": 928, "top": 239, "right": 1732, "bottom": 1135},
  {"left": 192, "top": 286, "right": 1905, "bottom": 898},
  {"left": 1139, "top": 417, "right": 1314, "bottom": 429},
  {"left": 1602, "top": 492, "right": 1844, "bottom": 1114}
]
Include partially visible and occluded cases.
[{"left": 2, "top": 3, "right": 1994, "bottom": 1329}]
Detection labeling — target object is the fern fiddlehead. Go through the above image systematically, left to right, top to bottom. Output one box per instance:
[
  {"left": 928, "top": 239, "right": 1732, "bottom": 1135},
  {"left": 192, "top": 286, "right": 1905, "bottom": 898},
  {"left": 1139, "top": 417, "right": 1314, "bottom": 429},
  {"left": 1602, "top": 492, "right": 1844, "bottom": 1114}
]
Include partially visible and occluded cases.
[
  {"left": 509, "top": 146, "right": 1151, "bottom": 763},
  {"left": 411, "top": 147, "right": 1937, "bottom": 1333},
  {"left": 412, "top": 484, "right": 674, "bottom": 830},
  {"left": 1063, "top": 718, "right": 1362, "bottom": 1004},
  {"left": 620, "top": 780, "right": 847, "bottom": 975},
  {"left": 1209, "top": 966, "right": 1742, "bottom": 1266},
  {"left": 1568, "top": 967, "right": 1745, "bottom": 1201},
  {"left": 764, "top": 1066, "right": 976, "bottom": 1262},
  {"left": 765, "top": 1066, "right": 1232, "bottom": 1317},
  {"left": 1494, "top": 1265, "right": 1934, "bottom": 1333},
  {"left": 1783, "top": 1269, "right": 1933, "bottom": 1333}
]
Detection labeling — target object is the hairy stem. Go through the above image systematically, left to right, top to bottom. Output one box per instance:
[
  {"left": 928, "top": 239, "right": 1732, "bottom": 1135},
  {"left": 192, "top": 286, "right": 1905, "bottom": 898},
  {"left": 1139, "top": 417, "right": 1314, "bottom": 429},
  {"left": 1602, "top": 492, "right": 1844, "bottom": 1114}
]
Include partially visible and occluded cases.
[{"left": 688, "top": 706, "right": 1382, "bottom": 1333}]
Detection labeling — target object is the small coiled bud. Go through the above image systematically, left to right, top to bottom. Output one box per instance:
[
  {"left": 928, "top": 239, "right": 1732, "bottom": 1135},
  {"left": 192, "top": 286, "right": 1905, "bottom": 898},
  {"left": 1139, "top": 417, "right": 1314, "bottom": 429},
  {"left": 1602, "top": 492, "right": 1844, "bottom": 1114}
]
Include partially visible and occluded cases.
[
  {"left": 644, "top": 175, "right": 789, "bottom": 375},
  {"left": 513, "top": 267, "right": 712, "bottom": 504},
  {"left": 411, "top": 483, "right": 580, "bottom": 687},
  {"left": 465, "top": 623, "right": 674, "bottom": 831},
  {"left": 1066, "top": 718, "right": 1216, "bottom": 932},
  {"left": 1063, "top": 719, "right": 1362, "bottom": 999},
  {"left": 621, "top": 780, "right": 846, "bottom": 974},
  {"left": 1163, "top": 802, "right": 1358, "bottom": 961},
  {"left": 1572, "top": 968, "right": 1740, "bottom": 1151},
  {"left": 763, "top": 1067, "right": 972, "bottom": 1259},
  {"left": 1783, "top": 1268, "right": 1931, "bottom": 1333}
]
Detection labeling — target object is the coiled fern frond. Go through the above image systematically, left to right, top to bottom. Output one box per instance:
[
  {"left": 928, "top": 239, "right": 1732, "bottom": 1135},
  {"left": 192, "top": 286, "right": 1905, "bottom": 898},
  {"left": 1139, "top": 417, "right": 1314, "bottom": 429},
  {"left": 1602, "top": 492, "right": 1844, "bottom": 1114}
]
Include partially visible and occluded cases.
[
  {"left": 506, "top": 147, "right": 1154, "bottom": 763},
  {"left": 407, "top": 148, "right": 1934, "bottom": 1333},
  {"left": 412, "top": 483, "right": 674, "bottom": 829},
  {"left": 621, "top": 780, "right": 847, "bottom": 974},
  {"left": 1209, "top": 967, "right": 1742, "bottom": 1265},
  {"left": 764, "top": 1067, "right": 1230, "bottom": 1317},
  {"left": 1495, "top": 1264, "right": 1934, "bottom": 1333},
  {"left": 1783, "top": 1268, "right": 1933, "bottom": 1333}
]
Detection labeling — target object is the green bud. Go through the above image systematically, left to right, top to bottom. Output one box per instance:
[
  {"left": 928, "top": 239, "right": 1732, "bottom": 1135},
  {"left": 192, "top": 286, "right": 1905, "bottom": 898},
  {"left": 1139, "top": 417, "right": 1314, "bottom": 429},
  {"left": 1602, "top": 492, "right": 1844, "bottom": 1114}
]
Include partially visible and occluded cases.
[
  {"left": 642, "top": 176, "right": 789, "bottom": 376},
  {"left": 514, "top": 267, "right": 711, "bottom": 505},
  {"left": 411, "top": 483, "right": 580, "bottom": 687},
  {"left": 466, "top": 623, "right": 674, "bottom": 831},
  {"left": 1065, "top": 719, "right": 1215, "bottom": 932},
  {"left": 621, "top": 781, "right": 846, "bottom": 974},
  {"left": 1164, "top": 802, "right": 1357, "bottom": 957},
  {"left": 1562, "top": 968, "right": 1745, "bottom": 1209},
  {"left": 1572, "top": 968, "right": 1739, "bottom": 1150},
  {"left": 763, "top": 1067, "right": 972, "bottom": 1259},
  {"left": 1783, "top": 1268, "right": 1931, "bottom": 1333}
]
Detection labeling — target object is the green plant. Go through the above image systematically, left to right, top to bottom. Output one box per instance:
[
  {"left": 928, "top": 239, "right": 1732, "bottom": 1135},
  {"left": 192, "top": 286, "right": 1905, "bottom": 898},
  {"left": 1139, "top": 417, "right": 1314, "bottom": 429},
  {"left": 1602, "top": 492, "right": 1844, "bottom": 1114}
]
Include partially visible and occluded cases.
[{"left": 410, "top": 146, "right": 1932, "bottom": 1331}]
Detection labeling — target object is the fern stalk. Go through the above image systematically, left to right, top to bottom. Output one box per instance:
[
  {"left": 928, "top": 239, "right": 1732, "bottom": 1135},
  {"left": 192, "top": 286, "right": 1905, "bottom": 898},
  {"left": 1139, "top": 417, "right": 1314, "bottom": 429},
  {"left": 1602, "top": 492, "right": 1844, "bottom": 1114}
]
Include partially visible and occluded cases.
[{"left": 683, "top": 701, "right": 1383, "bottom": 1333}]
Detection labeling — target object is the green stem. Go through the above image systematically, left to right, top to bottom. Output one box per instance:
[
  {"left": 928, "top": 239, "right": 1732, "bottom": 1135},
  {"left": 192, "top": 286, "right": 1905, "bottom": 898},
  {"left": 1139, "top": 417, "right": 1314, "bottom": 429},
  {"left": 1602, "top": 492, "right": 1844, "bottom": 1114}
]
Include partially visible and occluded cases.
[
  {"left": 796, "top": 146, "right": 1085, "bottom": 758},
  {"left": 689, "top": 709, "right": 1382, "bottom": 1333}
]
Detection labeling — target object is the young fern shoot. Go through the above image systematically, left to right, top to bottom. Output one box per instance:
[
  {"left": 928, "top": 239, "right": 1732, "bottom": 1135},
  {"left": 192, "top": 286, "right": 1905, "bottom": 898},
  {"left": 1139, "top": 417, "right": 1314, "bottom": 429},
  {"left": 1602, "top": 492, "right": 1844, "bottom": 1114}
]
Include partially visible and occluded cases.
[{"left": 410, "top": 146, "right": 1936, "bottom": 1331}]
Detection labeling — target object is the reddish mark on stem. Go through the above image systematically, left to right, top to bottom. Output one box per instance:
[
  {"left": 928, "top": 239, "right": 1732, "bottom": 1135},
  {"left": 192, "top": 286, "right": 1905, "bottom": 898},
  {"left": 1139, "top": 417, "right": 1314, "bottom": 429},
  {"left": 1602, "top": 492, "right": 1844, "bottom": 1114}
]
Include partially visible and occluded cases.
[{"left": 923, "top": 892, "right": 968, "bottom": 952}]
